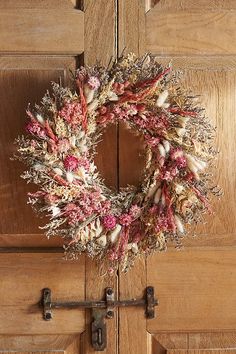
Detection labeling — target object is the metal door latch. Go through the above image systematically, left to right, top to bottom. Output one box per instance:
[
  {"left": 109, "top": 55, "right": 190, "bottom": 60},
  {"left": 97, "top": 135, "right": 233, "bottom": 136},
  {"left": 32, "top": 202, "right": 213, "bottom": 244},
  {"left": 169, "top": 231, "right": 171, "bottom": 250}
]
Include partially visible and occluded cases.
[{"left": 39, "top": 286, "right": 158, "bottom": 351}]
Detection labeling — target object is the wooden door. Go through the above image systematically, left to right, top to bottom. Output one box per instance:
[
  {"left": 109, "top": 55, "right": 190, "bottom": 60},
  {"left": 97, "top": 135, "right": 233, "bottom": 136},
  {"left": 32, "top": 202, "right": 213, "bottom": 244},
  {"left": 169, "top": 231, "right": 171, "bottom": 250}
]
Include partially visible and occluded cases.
[
  {"left": 0, "top": 1, "right": 118, "bottom": 353},
  {"left": 1, "top": 1, "right": 236, "bottom": 354},
  {"left": 118, "top": 1, "right": 236, "bottom": 353}
]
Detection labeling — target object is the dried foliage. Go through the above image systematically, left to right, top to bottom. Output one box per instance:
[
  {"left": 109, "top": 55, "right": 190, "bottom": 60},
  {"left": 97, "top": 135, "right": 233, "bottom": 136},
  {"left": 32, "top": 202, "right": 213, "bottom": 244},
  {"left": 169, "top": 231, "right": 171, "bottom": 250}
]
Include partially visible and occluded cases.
[{"left": 14, "top": 53, "right": 220, "bottom": 273}]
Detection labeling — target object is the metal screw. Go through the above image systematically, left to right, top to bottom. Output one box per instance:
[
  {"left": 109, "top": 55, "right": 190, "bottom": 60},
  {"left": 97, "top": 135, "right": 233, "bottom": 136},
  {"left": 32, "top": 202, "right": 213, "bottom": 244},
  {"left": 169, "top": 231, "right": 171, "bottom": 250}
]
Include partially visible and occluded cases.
[
  {"left": 147, "top": 286, "right": 154, "bottom": 295},
  {"left": 107, "top": 288, "right": 113, "bottom": 296},
  {"left": 107, "top": 310, "right": 114, "bottom": 318},
  {"left": 45, "top": 312, "right": 52, "bottom": 320}
]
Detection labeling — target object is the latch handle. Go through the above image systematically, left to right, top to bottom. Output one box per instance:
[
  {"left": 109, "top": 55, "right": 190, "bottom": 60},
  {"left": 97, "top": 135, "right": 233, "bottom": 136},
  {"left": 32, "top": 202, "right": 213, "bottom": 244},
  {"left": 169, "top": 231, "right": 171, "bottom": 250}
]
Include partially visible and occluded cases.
[
  {"left": 39, "top": 286, "right": 158, "bottom": 351},
  {"left": 91, "top": 309, "right": 107, "bottom": 351}
]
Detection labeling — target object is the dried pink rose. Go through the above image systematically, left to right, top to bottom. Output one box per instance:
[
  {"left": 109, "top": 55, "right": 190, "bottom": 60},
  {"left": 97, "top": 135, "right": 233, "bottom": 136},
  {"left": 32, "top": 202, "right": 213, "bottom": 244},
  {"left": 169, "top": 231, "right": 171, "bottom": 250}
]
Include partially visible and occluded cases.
[
  {"left": 87, "top": 76, "right": 100, "bottom": 90},
  {"left": 26, "top": 121, "right": 46, "bottom": 138},
  {"left": 64, "top": 155, "right": 79, "bottom": 171},
  {"left": 119, "top": 213, "right": 132, "bottom": 226},
  {"left": 102, "top": 215, "right": 117, "bottom": 230}
]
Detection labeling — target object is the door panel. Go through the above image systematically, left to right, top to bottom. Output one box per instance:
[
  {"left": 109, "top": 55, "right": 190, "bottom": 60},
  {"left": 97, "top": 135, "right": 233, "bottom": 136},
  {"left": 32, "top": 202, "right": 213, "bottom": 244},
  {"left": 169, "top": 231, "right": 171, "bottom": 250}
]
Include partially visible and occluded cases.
[
  {"left": 0, "top": 1, "right": 117, "bottom": 353},
  {"left": 1, "top": 1, "right": 236, "bottom": 353},
  {"left": 119, "top": 1, "right": 236, "bottom": 353},
  {"left": 0, "top": 7, "right": 84, "bottom": 54},
  {"left": 0, "top": 57, "right": 75, "bottom": 237},
  {"left": 153, "top": 57, "right": 236, "bottom": 244},
  {"left": 148, "top": 249, "right": 236, "bottom": 331},
  {"left": 0, "top": 254, "right": 85, "bottom": 334},
  {"left": 152, "top": 332, "right": 236, "bottom": 353},
  {"left": 0, "top": 335, "right": 82, "bottom": 354}
]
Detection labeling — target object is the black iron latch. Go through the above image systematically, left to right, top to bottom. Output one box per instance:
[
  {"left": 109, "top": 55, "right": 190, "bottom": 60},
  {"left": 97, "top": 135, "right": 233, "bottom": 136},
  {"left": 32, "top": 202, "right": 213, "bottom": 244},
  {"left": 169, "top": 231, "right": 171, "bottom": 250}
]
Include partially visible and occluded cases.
[{"left": 39, "top": 286, "right": 158, "bottom": 351}]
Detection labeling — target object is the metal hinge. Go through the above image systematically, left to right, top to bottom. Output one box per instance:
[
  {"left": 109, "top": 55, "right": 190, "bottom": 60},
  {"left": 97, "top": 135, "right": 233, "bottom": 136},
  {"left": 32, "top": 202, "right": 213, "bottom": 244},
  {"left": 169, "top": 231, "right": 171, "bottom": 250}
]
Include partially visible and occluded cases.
[{"left": 39, "top": 286, "right": 158, "bottom": 351}]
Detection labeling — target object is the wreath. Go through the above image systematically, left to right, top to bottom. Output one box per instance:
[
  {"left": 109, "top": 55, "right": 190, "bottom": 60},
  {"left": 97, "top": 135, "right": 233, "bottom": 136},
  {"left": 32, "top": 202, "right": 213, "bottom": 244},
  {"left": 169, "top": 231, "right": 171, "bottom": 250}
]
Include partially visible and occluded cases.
[{"left": 14, "top": 53, "right": 219, "bottom": 273}]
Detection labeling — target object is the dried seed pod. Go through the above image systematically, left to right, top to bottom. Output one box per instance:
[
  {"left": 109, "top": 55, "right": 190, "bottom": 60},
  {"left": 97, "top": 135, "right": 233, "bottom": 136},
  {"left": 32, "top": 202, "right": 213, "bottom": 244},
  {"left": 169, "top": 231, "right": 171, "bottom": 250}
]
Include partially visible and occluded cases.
[
  {"left": 156, "top": 90, "right": 168, "bottom": 107},
  {"left": 154, "top": 188, "right": 162, "bottom": 204},
  {"left": 108, "top": 224, "right": 122, "bottom": 244},
  {"left": 96, "top": 235, "right": 107, "bottom": 247}
]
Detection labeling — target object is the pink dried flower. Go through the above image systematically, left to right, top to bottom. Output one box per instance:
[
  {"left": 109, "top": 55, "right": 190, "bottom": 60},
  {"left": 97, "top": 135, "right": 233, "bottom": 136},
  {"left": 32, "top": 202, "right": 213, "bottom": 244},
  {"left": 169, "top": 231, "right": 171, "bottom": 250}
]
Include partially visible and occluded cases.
[
  {"left": 76, "top": 66, "right": 87, "bottom": 82},
  {"left": 87, "top": 76, "right": 100, "bottom": 90},
  {"left": 113, "top": 82, "right": 125, "bottom": 95},
  {"left": 59, "top": 101, "right": 82, "bottom": 125},
  {"left": 99, "top": 106, "right": 108, "bottom": 115},
  {"left": 112, "top": 106, "right": 122, "bottom": 115},
  {"left": 26, "top": 121, "right": 46, "bottom": 138},
  {"left": 145, "top": 135, "right": 160, "bottom": 147},
  {"left": 57, "top": 138, "right": 70, "bottom": 153},
  {"left": 30, "top": 139, "right": 37, "bottom": 147},
  {"left": 170, "top": 148, "right": 183, "bottom": 160},
  {"left": 170, "top": 148, "right": 187, "bottom": 168},
  {"left": 64, "top": 155, "right": 79, "bottom": 171},
  {"left": 175, "top": 156, "right": 187, "bottom": 168},
  {"left": 77, "top": 157, "right": 90, "bottom": 171},
  {"left": 161, "top": 166, "right": 178, "bottom": 181},
  {"left": 44, "top": 194, "right": 59, "bottom": 205},
  {"left": 101, "top": 200, "right": 112, "bottom": 214},
  {"left": 64, "top": 203, "right": 78, "bottom": 212},
  {"left": 129, "top": 205, "right": 141, "bottom": 218},
  {"left": 149, "top": 205, "right": 158, "bottom": 214},
  {"left": 119, "top": 213, "right": 132, "bottom": 226},
  {"left": 102, "top": 215, "right": 117, "bottom": 230}
]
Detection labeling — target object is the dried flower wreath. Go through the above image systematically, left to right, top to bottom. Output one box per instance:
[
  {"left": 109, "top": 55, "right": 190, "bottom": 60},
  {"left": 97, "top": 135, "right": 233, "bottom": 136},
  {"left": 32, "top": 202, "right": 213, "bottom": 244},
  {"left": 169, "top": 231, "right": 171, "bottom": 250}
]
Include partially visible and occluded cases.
[{"left": 14, "top": 53, "right": 220, "bottom": 273}]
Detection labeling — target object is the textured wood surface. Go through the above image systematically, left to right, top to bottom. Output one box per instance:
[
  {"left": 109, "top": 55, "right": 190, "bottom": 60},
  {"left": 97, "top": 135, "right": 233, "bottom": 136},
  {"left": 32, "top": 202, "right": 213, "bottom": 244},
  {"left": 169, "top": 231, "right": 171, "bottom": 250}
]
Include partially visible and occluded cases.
[
  {"left": 149, "top": 0, "right": 236, "bottom": 11},
  {"left": 0, "top": 1, "right": 236, "bottom": 353},
  {"left": 83, "top": 1, "right": 118, "bottom": 353},
  {"left": 119, "top": 1, "right": 236, "bottom": 353},
  {"left": 0, "top": 2, "right": 85, "bottom": 354},
  {"left": 118, "top": 3, "right": 149, "bottom": 354},
  {"left": 146, "top": 7, "right": 236, "bottom": 55},
  {"left": 0, "top": 9, "right": 84, "bottom": 54},
  {"left": 0, "top": 56, "right": 75, "bottom": 246},
  {"left": 152, "top": 56, "right": 236, "bottom": 247},
  {"left": 148, "top": 248, "right": 236, "bottom": 331},
  {"left": 0, "top": 253, "right": 86, "bottom": 334},
  {"left": 152, "top": 332, "right": 236, "bottom": 353}
]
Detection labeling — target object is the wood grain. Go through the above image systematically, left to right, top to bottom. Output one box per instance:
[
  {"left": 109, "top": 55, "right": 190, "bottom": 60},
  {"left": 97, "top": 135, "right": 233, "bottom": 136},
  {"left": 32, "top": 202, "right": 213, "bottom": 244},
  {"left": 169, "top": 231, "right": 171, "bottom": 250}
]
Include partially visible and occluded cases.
[
  {"left": 0, "top": 0, "right": 77, "bottom": 9},
  {"left": 84, "top": 0, "right": 118, "bottom": 190},
  {"left": 118, "top": 0, "right": 146, "bottom": 55},
  {"left": 150, "top": 0, "right": 236, "bottom": 11},
  {"left": 83, "top": 1, "right": 118, "bottom": 353},
  {"left": 0, "top": 2, "right": 86, "bottom": 353},
  {"left": 118, "top": 3, "right": 149, "bottom": 354},
  {"left": 146, "top": 8, "right": 236, "bottom": 55},
  {"left": 0, "top": 9, "right": 84, "bottom": 54},
  {"left": 153, "top": 56, "right": 236, "bottom": 246},
  {"left": 0, "top": 57, "right": 75, "bottom": 238},
  {"left": 147, "top": 248, "right": 236, "bottom": 332},
  {"left": 0, "top": 254, "right": 86, "bottom": 334},
  {"left": 119, "top": 258, "right": 149, "bottom": 354},
  {"left": 152, "top": 332, "right": 236, "bottom": 353},
  {"left": 189, "top": 332, "right": 236, "bottom": 350},
  {"left": 0, "top": 334, "right": 79, "bottom": 351},
  {"left": 0, "top": 335, "right": 81, "bottom": 354},
  {"left": 168, "top": 351, "right": 235, "bottom": 354}
]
